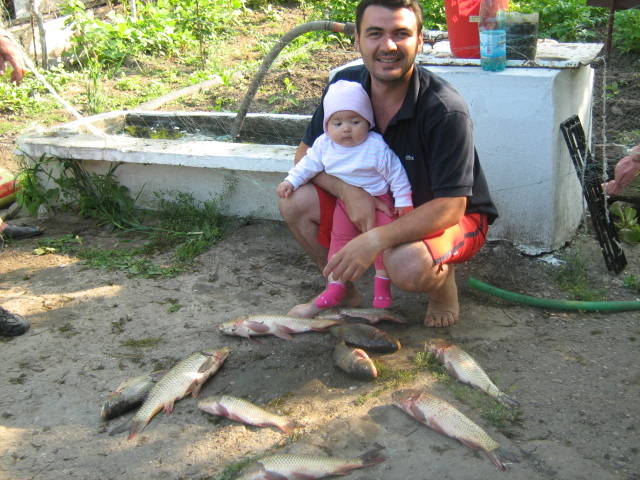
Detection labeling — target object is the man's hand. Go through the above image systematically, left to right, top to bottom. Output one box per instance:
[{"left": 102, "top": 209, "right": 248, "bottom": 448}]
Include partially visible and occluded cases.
[
  {"left": 0, "top": 35, "right": 26, "bottom": 84},
  {"left": 604, "top": 146, "right": 640, "bottom": 195},
  {"left": 338, "top": 183, "right": 393, "bottom": 233},
  {"left": 323, "top": 228, "right": 383, "bottom": 282}
]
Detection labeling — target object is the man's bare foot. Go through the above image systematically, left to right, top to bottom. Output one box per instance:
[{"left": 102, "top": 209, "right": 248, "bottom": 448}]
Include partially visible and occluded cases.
[
  {"left": 424, "top": 267, "right": 459, "bottom": 328},
  {"left": 287, "top": 283, "right": 363, "bottom": 318}
]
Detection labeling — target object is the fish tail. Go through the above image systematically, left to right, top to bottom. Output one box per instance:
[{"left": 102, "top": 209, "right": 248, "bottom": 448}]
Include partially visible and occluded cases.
[
  {"left": 496, "top": 392, "right": 520, "bottom": 409},
  {"left": 108, "top": 419, "right": 131, "bottom": 436},
  {"left": 127, "top": 419, "right": 147, "bottom": 440},
  {"left": 279, "top": 419, "right": 297, "bottom": 435},
  {"left": 359, "top": 445, "right": 386, "bottom": 466},
  {"left": 486, "top": 449, "right": 508, "bottom": 471}
]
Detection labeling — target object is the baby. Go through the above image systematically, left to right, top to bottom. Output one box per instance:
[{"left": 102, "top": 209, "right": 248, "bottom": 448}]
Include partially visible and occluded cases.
[{"left": 277, "top": 80, "right": 413, "bottom": 309}]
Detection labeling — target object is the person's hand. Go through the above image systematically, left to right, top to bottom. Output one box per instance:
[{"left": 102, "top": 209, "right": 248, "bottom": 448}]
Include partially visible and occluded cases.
[
  {"left": 0, "top": 35, "right": 26, "bottom": 84},
  {"left": 604, "top": 147, "right": 640, "bottom": 196},
  {"left": 276, "top": 181, "right": 294, "bottom": 198},
  {"left": 338, "top": 183, "right": 393, "bottom": 233},
  {"left": 396, "top": 205, "right": 413, "bottom": 217},
  {"left": 322, "top": 229, "right": 383, "bottom": 282}
]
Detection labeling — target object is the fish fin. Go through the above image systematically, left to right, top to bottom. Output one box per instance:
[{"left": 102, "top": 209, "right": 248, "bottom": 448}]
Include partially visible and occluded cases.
[
  {"left": 246, "top": 321, "right": 270, "bottom": 333},
  {"left": 273, "top": 325, "right": 294, "bottom": 340},
  {"left": 198, "top": 356, "right": 217, "bottom": 373},
  {"left": 149, "top": 370, "right": 166, "bottom": 382},
  {"left": 190, "top": 380, "right": 206, "bottom": 398},
  {"left": 497, "top": 392, "right": 520, "bottom": 409},
  {"left": 163, "top": 401, "right": 175, "bottom": 414},
  {"left": 409, "top": 403, "right": 428, "bottom": 424},
  {"left": 108, "top": 419, "right": 130, "bottom": 436},
  {"left": 127, "top": 419, "right": 146, "bottom": 440},
  {"left": 277, "top": 419, "right": 297, "bottom": 434},
  {"left": 485, "top": 449, "right": 508, "bottom": 471},
  {"left": 263, "top": 471, "right": 289, "bottom": 480},
  {"left": 290, "top": 474, "right": 316, "bottom": 480}
]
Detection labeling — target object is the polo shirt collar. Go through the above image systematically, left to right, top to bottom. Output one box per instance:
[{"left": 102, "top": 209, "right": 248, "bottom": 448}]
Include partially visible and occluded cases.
[{"left": 362, "top": 67, "right": 424, "bottom": 129}]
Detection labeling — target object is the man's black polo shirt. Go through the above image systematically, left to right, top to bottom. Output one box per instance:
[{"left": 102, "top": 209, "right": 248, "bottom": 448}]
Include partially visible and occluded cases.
[{"left": 302, "top": 64, "right": 498, "bottom": 224}]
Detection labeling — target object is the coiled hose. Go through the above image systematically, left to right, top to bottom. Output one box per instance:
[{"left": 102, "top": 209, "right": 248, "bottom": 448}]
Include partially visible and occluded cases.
[
  {"left": 231, "top": 20, "right": 356, "bottom": 141},
  {"left": 468, "top": 276, "right": 640, "bottom": 312}
]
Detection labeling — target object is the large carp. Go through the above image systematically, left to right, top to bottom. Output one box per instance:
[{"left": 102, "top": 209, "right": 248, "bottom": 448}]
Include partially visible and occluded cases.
[
  {"left": 219, "top": 315, "right": 342, "bottom": 340},
  {"left": 329, "top": 323, "right": 400, "bottom": 353},
  {"left": 427, "top": 338, "right": 519, "bottom": 408},
  {"left": 111, "top": 348, "right": 230, "bottom": 439},
  {"left": 395, "top": 391, "right": 507, "bottom": 470},
  {"left": 198, "top": 395, "right": 297, "bottom": 434},
  {"left": 237, "top": 449, "right": 385, "bottom": 480}
]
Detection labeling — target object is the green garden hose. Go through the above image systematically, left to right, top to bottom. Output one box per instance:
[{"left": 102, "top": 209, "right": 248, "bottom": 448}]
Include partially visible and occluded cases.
[{"left": 467, "top": 276, "right": 640, "bottom": 312}]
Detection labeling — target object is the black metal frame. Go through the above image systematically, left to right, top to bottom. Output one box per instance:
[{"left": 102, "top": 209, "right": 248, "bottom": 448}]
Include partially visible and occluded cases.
[{"left": 560, "top": 115, "right": 627, "bottom": 274}]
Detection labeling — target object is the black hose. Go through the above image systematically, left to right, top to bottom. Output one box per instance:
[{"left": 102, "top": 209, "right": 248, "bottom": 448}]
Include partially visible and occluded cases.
[{"left": 231, "top": 21, "right": 356, "bottom": 141}]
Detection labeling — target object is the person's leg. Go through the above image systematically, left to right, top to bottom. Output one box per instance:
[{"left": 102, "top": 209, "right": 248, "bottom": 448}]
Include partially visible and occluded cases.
[
  {"left": 277, "top": 183, "right": 328, "bottom": 271},
  {"left": 279, "top": 185, "right": 362, "bottom": 317},
  {"left": 372, "top": 194, "right": 396, "bottom": 308},
  {"left": 384, "top": 213, "right": 488, "bottom": 327},
  {"left": 384, "top": 241, "right": 458, "bottom": 327}
]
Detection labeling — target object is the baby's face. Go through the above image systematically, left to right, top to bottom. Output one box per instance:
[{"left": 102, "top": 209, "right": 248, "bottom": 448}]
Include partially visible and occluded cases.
[{"left": 326, "top": 111, "right": 370, "bottom": 147}]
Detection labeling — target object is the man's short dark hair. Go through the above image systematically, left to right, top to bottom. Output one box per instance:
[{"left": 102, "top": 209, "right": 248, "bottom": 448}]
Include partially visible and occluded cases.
[{"left": 355, "top": 0, "right": 424, "bottom": 36}]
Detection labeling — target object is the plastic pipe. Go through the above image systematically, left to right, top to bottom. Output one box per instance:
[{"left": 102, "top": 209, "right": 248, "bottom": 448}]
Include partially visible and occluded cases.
[
  {"left": 231, "top": 21, "right": 356, "bottom": 141},
  {"left": 467, "top": 276, "right": 640, "bottom": 312}
]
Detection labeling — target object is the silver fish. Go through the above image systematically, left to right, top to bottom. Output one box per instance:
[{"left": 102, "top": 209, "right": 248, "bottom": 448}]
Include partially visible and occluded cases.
[
  {"left": 219, "top": 315, "right": 342, "bottom": 340},
  {"left": 427, "top": 338, "right": 519, "bottom": 408},
  {"left": 332, "top": 340, "right": 377, "bottom": 380},
  {"left": 111, "top": 347, "right": 230, "bottom": 439},
  {"left": 100, "top": 371, "right": 164, "bottom": 420},
  {"left": 395, "top": 391, "right": 507, "bottom": 470},
  {"left": 198, "top": 395, "right": 297, "bottom": 434},
  {"left": 237, "top": 448, "right": 385, "bottom": 480}
]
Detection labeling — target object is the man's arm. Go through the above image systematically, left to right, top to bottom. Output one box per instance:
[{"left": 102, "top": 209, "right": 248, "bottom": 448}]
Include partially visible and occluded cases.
[
  {"left": 0, "top": 32, "right": 26, "bottom": 84},
  {"left": 323, "top": 196, "right": 467, "bottom": 282}
]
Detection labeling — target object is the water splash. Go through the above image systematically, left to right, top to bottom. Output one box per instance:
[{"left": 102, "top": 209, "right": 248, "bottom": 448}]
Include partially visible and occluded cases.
[{"left": 6, "top": 31, "right": 104, "bottom": 137}]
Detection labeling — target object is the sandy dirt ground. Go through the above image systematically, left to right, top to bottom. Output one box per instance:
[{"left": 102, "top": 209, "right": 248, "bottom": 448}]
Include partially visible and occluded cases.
[{"left": 1, "top": 210, "right": 639, "bottom": 480}]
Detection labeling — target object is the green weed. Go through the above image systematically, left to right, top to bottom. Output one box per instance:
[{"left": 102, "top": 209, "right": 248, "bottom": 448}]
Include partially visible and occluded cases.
[
  {"left": 555, "top": 251, "right": 607, "bottom": 301},
  {"left": 623, "top": 275, "right": 640, "bottom": 293},
  {"left": 120, "top": 337, "right": 163, "bottom": 348},
  {"left": 211, "top": 457, "right": 256, "bottom": 480}
]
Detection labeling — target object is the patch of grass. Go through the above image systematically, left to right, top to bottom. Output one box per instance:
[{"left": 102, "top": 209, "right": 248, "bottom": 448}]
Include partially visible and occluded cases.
[
  {"left": 22, "top": 155, "right": 235, "bottom": 278},
  {"left": 555, "top": 251, "right": 607, "bottom": 301},
  {"left": 167, "top": 300, "right": 182, "bottom": 313},
  {"left": 120, "top": 337, "right": 163, "bottom": 348},
  {"left": 355, "top": 361, "right": 422, "bottom": 406},
  {"left": 209, "top": 457, "right": 256, "bottom": 480}
]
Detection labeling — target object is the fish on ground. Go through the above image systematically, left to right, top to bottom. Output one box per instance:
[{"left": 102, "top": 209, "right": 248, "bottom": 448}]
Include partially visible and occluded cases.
[
  {"left": 318, "top": 307, "right": 404, "bottom": 324},
  {"left": 219, "top": 315, "right": 342, "bottom": 340},
  {"left": 329, "top": 323, "right": 400, "bottom": 353},
  {"left": 427, "top": 338, "right": 519, "bottom": 408},
  {"left": 332, "top": 340, "right": 377, "bottom": 380},
  {"left": 110, "top": 347, "right": 230, "bottom": 440},
  {"left": 100, "top": 370, "right": 164, "bottom": 420},
  {"left": 394, "top": 390, "right": 507, "bottom": 470},
  {"left": 198, "top": 395, "right": 298, "bottom": 434},
  {"left": 236, "top": 448, "right": 385, "bottom": 480}
]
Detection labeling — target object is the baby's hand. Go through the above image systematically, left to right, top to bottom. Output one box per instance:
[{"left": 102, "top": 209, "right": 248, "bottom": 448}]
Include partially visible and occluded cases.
[
  {"left": 277, "top": 181, "right": 294, "bottom": 198},
  {"left": 396, "top": 206, "right": 413, "bottom": 217}
]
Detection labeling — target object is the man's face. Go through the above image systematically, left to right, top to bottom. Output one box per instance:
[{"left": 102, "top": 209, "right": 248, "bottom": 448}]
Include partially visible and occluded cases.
[{"left": 355, "top": 5, "right": 423, "bottom": 85}]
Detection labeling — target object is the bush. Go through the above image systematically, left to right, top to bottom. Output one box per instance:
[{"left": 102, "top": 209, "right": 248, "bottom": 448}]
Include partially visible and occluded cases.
[{"left": 613, "top": 8, "right": 640, "bottom": 54}]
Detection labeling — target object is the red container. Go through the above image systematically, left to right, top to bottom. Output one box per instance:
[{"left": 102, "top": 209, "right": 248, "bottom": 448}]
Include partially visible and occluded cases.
[{"left": 444, "top": 0, "right": 481, "bottom": 58}]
